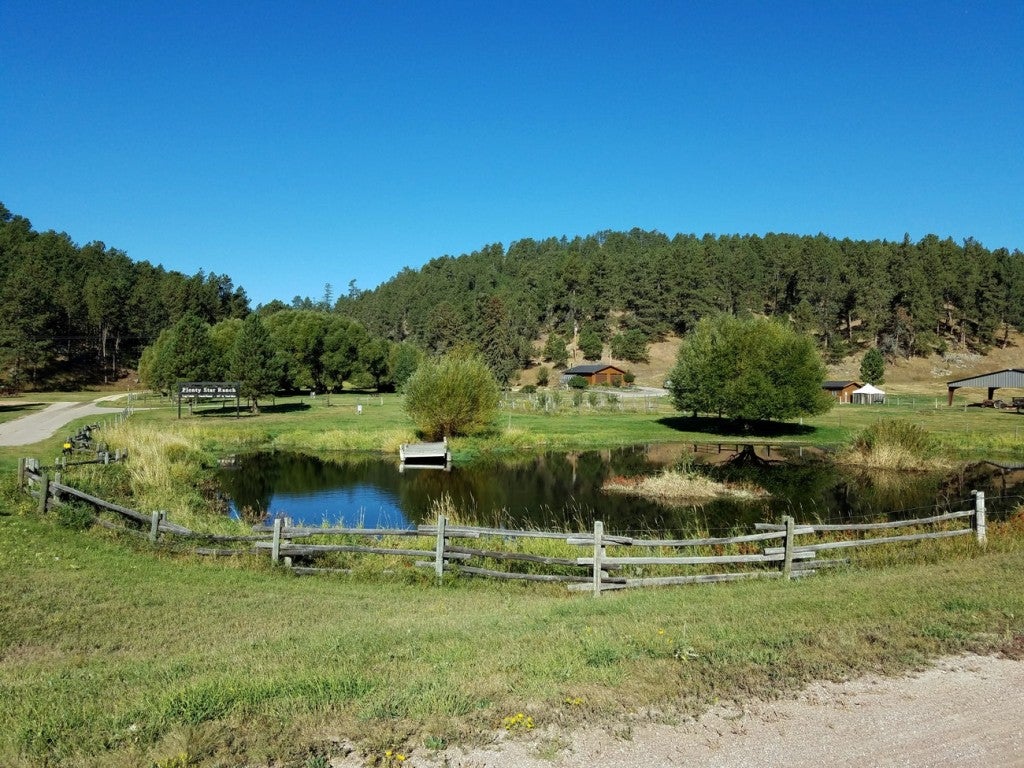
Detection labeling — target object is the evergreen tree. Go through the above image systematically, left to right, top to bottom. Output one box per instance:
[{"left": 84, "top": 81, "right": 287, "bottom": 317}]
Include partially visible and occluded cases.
[
  {"left": 230, "top": 313, "right": 280, "bottom": 412},
  {"left": 578, "top": 328, "right": 603, "bottom": 361},
  {"left": 610, "top": 329, "right": 649, "bottom": 363},
  {"left": 542, "top": 333, "right": 569, "bottom": 367},
  {"left": 859, "top": 347, "right": 885, "bottom": 384}
]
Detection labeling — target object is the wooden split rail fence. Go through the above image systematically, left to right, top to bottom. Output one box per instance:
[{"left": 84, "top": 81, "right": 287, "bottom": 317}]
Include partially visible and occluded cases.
[{"left": 19, "top": 459, "right": 988, "bottom": 596}]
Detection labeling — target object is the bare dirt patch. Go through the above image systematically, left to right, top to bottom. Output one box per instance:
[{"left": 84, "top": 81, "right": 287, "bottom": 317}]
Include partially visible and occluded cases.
[{"left": 404, "top": 654, "right": 1023, "bottom": 768}]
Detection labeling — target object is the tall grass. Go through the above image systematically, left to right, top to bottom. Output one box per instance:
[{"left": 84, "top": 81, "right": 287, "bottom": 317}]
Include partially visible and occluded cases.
[{"left": 843, "top": 419, "right": 951, "bottom": 470}]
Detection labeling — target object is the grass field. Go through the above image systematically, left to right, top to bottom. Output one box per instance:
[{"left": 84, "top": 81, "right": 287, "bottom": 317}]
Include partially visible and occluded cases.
[
  {"left": 1, "top": 385, "right": 1023, "bottom": 766},
  {"left": 1, "top": 502, "right": 1022, "bottom": 768}
]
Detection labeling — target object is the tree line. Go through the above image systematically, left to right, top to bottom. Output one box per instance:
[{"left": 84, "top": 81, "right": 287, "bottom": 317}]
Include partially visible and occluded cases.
[
  {"left": 0, "top": 203, "right": 248, "bottom": 387},
  {"left": 338, "top": 230, "right": 1024, "bottom": 372},
  {"left": 139, "top": 308, "right": 421, "bottom": 407}
]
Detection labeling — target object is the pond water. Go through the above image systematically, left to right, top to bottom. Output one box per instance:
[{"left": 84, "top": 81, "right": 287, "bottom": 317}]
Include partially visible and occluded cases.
[{"left": 215, "top": 445, "right": 1024, "bottom": 536}]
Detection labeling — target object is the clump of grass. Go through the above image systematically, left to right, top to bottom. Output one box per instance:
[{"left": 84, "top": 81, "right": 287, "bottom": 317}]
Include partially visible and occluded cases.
[
  {"left": 844, "top": 419, "right": 951, "bottom": 470},
  {"left": 603, "top": 469, "right": 767, "bottom": 502}
]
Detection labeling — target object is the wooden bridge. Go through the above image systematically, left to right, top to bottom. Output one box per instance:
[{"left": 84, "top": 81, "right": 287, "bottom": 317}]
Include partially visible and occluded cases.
[{"left": 399, "top": 439, "right": 452, "bottom": 471}]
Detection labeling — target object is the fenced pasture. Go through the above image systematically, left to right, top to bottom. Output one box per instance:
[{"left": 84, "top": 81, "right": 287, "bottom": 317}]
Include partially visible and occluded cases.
[{"left": 19, "top": 458, "right": 990, "bottom": 595}]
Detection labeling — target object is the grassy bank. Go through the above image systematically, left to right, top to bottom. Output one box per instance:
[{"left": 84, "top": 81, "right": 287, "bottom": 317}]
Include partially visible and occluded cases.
[
  {"left": 2, "top": 388, "right": 1022, "bottom": 482},
  {"left": 1, "top": 501, "right": 1022, "bottom": 767}
]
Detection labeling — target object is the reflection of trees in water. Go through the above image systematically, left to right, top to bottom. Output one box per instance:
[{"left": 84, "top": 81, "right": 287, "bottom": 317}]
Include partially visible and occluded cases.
[{"left": 215, "top": 449, "right": 1018, "bottom": 535}]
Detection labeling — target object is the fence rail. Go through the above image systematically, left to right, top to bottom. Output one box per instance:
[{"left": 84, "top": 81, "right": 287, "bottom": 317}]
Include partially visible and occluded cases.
[{"left": 17, "top": 458, "right": 989, "bottom": 596}]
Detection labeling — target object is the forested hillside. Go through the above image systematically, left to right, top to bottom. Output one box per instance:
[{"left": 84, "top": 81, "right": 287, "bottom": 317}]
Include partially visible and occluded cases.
[
  {"left": 5, "top": 200, "right": 1023, "bottom": 393},
  {"left": 0, "top": 203, "right": 249, "bottom": 388},
  {"left": 338, "top": 230, "right": 1024, "bottom": 376}
]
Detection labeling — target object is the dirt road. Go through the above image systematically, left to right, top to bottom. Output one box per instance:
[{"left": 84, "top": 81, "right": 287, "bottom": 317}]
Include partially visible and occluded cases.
[
  {"left": 0, "top": 395, "right": 127, "bottom": 447},
  {"left": 412, "top": 654, "right": 1023, "bottom": 768}
]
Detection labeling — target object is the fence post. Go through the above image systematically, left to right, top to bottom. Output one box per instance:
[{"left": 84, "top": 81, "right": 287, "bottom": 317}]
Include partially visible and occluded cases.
[
  {"left": 17, "top": 457, "right": 26, "bottom": 488},
  {"left": 37, "top": 472, "right": 49, "bottom": 514},
  {"left": 972, "top": 491, "right": 987, "bottom": 548},
  {"left": 149, "top": 511, "right": 162, "bottom": 544},
  {"left": 434, "top": 514, "right": 448, "bottom": 584},
  {"left": 782, "top": 515, "right": 795, "bottom": 580},
  {"left": 271, "top": 517, "right": 283, "bottom": 564},
  {"left": 592, "top": 520, "right": 604, "bottom": 597}
]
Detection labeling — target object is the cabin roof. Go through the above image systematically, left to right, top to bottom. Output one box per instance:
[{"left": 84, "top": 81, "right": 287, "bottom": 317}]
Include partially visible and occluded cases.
[{"left": 564, "top": 363, "right": 625, "bottom": 375}]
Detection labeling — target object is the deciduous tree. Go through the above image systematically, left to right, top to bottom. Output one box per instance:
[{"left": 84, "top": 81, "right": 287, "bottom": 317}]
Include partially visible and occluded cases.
[
  {"left": 668, "top": 314, "right": 832, "bottom": 424},
  {"left": 403, "top": 353, "right": 499, "bottom": 439}
]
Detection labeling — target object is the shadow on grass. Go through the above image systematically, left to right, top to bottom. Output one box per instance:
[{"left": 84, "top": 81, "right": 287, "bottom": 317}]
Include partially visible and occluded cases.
[
  {"left": 0, "top": 402, "right": 43, "bottom": 414},
  {"left": 191, "top": 402, "right": 313, "bottom": 417},
  {"left": 656, "top": 415, "right": 818, "bottom": 438}
]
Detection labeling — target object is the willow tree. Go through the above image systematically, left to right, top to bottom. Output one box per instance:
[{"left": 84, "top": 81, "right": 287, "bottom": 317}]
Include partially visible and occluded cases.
[{"left": 403, "top": 352, "right": 499, "bottom": 440}]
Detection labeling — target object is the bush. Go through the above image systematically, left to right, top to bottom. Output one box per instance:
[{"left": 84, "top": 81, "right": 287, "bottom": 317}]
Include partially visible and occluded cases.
[
  {"left": 403, "top": 353, "right": 500, "bottom": 439},
  {"left": 536, "top": 366, "right": 550, "bottom": 387},
  {"left": 623, "top": 371, "right": 635, "bottom": 385},
  {"left": 568, "top": 376, "right": 588, "bottom": 390},
  {"left": 520, "top": 384, "right": 537, "bottom": 394},
  {"left": 572, "top": 390, "right": 584, "bottom": 408}
]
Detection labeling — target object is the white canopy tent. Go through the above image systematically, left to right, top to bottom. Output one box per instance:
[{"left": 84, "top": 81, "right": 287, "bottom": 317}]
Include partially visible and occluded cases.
[{"left": 851, "top": 383, "right": 886, "bottom": 404}]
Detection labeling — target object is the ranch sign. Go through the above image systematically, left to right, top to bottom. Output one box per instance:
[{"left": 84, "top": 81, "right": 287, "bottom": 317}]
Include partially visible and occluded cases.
[{"left": 176, "top": 381, "right": 241, "bottom": 418}]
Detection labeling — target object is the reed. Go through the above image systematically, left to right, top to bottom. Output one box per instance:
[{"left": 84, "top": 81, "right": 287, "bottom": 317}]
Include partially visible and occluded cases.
[{"left": 602, "top": 469, "right": 767, "bottom": 503}]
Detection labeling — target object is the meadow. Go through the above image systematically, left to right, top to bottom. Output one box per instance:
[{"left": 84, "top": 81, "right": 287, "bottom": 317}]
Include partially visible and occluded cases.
[{"left": 1, "top": 387, "right": 1023, "bottom": 767}]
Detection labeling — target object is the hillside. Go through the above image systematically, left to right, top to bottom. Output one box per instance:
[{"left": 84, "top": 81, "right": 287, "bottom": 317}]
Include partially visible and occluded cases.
[
  {"left": 340, "top": 229, "right": 1024, "bottom": 388},
  {"left": 521, "top": 330, "right": 1024, "bottom": 399}
]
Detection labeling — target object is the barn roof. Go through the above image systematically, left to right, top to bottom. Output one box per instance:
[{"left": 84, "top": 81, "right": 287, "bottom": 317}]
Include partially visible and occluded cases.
[{"left": 947, "top": 369, "right": 1024, "bottom": 389}]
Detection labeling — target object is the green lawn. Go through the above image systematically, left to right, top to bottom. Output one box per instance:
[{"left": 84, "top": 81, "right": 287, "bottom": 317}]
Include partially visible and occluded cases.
[{"left": 1, "top": 505, "right": 1021, "bottom": 767}]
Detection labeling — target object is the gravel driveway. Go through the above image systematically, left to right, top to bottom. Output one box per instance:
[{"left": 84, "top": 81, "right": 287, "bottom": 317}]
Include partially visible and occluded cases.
[
  {"left": 0, "top": 395, "right": 127, "bottom": 447},
  {"left": 334, "top": 654, "right": 1023, "bottom": 768}
]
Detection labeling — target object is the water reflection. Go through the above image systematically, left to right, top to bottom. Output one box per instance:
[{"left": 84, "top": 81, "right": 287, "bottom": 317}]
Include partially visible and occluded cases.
[{"left": 216, "top": 446, "right": 1024, "bottom": 535}]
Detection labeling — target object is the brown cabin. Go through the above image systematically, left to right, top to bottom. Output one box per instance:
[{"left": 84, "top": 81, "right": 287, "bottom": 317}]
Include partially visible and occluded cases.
[
  {"left": 562, "top": 363, "right": 627, "bottom": 386},
  {"left": 822, "top": 380, "right": 860, "bottom": 403}
]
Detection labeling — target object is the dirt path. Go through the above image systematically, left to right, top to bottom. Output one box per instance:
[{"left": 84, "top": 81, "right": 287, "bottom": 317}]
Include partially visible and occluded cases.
[
  {"left": 0, "top": 395, "right": 127, "bottom": 447},
  {"left": 411, "top": 654, "right": 1023, "bottom": 768}
]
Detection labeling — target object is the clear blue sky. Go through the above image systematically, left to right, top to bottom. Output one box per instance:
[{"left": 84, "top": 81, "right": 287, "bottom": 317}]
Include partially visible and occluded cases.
[{"left": 3, "top": 1, "right": 1022, "bottom": 307}]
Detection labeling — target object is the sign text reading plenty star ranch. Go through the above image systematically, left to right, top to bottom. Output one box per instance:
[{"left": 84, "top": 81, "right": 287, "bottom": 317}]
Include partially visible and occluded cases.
[{"left": 177, "top": 382, "right": 240, "bottom": 399}]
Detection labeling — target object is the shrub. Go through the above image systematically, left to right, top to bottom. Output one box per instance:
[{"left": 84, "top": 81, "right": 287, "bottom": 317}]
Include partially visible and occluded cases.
[
  {"left": 403, "top": 353, "right": 500, "bottom": 439},
  {"left": 536, "top": 366, "right": 550, "bottom": 387},
  {"left": 623, "top": 371, "right": 635, "bottom": 385},
  {"left": 568, "top": 376, "right": 588, "bottom": 390},
  {"left": 520, "top": 384, "right": 537, "bottom": 394},
  {"left": 572, "top": 390, "right": 584, "bottom": 408}
]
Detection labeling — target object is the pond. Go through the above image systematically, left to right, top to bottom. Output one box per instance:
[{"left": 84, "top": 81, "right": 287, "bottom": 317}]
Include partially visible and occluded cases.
[{"left": 215, "top": 445, "right": 1024, "bottom": 536}]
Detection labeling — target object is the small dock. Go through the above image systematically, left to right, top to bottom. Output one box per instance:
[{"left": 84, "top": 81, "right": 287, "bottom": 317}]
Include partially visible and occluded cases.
[{"left": 399, "top": 438, "right": 452, "bottom": 471}]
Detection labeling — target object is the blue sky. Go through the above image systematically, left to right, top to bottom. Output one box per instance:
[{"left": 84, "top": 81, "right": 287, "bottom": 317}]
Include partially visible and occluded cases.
[{"left": 2, "top": 1, "right": 1022, "bottom": 306}]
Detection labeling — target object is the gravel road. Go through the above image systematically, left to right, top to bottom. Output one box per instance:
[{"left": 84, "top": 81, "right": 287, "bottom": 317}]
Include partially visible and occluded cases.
[
  {"left": 0, "top": 395, "right": 127, "bottom": 447},
  {"left": 330, "top": 654, "right": 1023, "bottom": 768}
]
